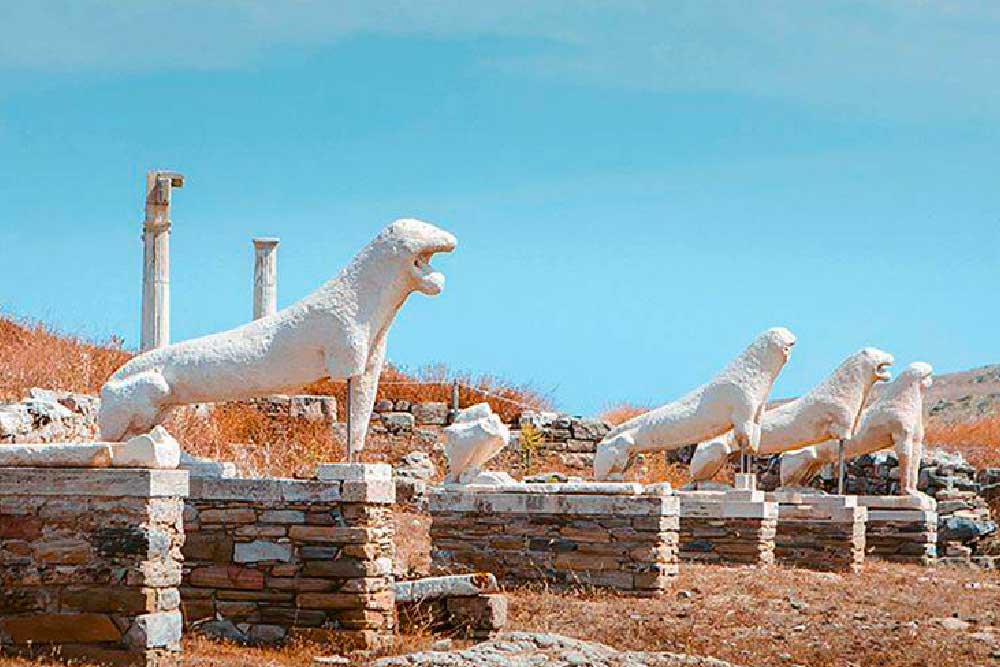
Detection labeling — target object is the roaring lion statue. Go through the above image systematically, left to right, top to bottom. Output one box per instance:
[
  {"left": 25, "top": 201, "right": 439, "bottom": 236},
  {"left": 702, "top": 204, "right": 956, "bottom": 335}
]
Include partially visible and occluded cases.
[
  {"left": 99, "top": 219, "right": 457, "bottom": 449},
  {"left": 593, "top": 327, "right": 796, "bottom": 480},
  {"left": 688, "top": 347, "right": 894, "bottom": 482},
  {"left": 779, "top": 361, "right": 933, "bottom": 494}
]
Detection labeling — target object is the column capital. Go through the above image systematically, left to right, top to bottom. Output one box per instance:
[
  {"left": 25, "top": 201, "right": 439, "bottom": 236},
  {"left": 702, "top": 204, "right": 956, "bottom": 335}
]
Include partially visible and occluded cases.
[{"left": 253, "top": 237, "right": 280, "bottom": 249}]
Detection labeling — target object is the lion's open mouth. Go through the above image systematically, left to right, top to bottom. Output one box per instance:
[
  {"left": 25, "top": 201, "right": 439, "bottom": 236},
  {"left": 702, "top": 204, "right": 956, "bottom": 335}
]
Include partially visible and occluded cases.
[
  {"left": 412, "top": 250, "right": 447, "bottom": 295},
  {"left": 875, "top": 362, "right": 892, "bottom": 381}
]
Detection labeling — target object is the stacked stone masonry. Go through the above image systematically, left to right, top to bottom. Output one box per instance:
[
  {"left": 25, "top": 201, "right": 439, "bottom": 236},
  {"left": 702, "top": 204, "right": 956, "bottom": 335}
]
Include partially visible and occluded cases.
[
  {"left": 244, "top": 394, "right": 338, "bottom": 425},
  {"left": 181, "top": 464, "right": 395, "bottom": 650},
  {"left": 0, "top": 468, "right": 188, "bottom": 667},
  {"left": 429, "top": 483, "right": 679, "bottom": 596},
  {"left": 678, "top": 489, "right": 778, "bottom": 565},
  {"left": 771, "top": 493, "right": 867, "bottom": 572},
  {"left": 858, "top": 495, "right": 938, "bottom": 565}
]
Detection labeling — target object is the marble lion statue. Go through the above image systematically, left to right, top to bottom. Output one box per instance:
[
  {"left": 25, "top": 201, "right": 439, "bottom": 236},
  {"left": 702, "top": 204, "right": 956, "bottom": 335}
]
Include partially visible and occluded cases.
[
  {"left": 99, "top": 219, "right": 457, "bottom": 448},
  {"left": 593, "top": 327, "right": 796, "bottom": 480},
  {"left": 688, "top": 347, "right": 894, "bottom": 482},
  {"left": 779, "top": 361, "right": 933, "bottom": 494},
  {"left": 443, "top": 402, "right": 511, "bottom": 484}
]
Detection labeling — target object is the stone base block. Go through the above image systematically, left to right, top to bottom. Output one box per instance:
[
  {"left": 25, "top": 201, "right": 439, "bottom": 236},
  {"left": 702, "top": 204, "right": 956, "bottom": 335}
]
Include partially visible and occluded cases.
[
  {"left": 182, "top": 467, "right": 395, "bottom": 649},
  {"left": 0, "top": 468, "right": 188, "bottom": 667},
  {"left": 429, "top": 483, "right": 679, "bottom": 595},
  {"left": 679, "top": 489, "right": 777, "bottom": 565},
  {"left": 770, "top": 492, "right": 867, "bottom": 572},
  {"left": 857, "top": 495, "right": 937, "bottom": 565},
  {"left": 395, "top": 574, "right": 506, "bottom": 640}
]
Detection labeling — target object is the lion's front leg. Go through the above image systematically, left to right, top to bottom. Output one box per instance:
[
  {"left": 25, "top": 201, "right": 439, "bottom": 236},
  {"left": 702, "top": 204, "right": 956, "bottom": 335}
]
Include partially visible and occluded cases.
[
  {"left": 343, "top": 331, "right": 388, "bottom": 458},
  {"left": 732, "top": 402, "right": 760, "bottom": 454},
  {"left": 893, "top": 430, "right": 925, "bottom": 497}
]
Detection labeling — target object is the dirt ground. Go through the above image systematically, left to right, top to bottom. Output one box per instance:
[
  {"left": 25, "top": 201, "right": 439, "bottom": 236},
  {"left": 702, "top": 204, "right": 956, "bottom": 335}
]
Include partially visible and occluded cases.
[
  {"left": 1, "top": 562, "right": 997, "bottom": 667},
  {"left": 505, "top": 562, "right": 1000, "bottom": 667}
]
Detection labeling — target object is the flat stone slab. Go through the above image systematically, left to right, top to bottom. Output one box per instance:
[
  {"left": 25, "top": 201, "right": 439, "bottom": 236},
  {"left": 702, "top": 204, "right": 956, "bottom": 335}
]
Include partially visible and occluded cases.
[
  {"left": 0, "top": 427, "right": 181, "bottom": 470},
  {"left": 180, "top": 459, "right": 238, "bottom": 478},
  {"left": 316, "top": 463, "right": 392, "bottom": 482},
  {"left": 0, "top": 467, "right": 189, "bottom": 497},
  {"left": 189, "top": 477, "right": 342, "bottom": 503},
  {"left": 440, "top": 482, "right": 655, "bottom": 496},
  {"left": 430, "top": 488, "right": 679, "bottom": 516},
  {"left": 678, "top": 489, "right": 777, "bottom": 519},
  {"left": 857, "top": 494, "right": 937, "bottom": 511},
  {"left": 394, "top": 574, "right": 499, "bottom": 603}
]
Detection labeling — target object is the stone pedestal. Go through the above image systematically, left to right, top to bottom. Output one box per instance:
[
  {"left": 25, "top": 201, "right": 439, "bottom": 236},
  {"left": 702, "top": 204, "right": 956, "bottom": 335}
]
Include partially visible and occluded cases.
[
  {"left": 182, "top": 464, "right": 395, "bottom": 650},
  {"left": 0, "top": 468, "right": 189, "bottom": 667},
  {"left": 679, "top": 478, "right": 778, "bottom": 565},
  {"left": 429, "top": 482, "right": 679, "bottom": 596},
  {"left": 770, "top": 491, "right": 867, "bottom": 572},
  {"left": 858, "top": 495, "right": 937, "bottom": 565}
]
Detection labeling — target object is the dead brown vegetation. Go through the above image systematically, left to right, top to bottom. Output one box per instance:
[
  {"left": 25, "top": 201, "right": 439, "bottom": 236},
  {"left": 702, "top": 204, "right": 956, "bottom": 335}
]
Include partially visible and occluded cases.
[
  {"left": 0, "top": 315, "right": 131, "bottom": 401},
  {"left": 927, "top": 416, "right": 1000, "bottom": 468}
]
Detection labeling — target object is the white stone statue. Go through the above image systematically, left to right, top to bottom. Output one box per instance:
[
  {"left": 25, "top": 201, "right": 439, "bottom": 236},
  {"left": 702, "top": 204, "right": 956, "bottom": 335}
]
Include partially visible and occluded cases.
[
  {"left": 99, "top": 219, "right": 457, "bottom": 454},
  {"left": 593, "top": 327, "right": 796, "bottom": 480},
  {"left": 688, "top": 348, "right": 894, "bottom": 482},
  {"left": 780, "top": 361, "right": 933, "bottom": 494},
  {"left": 443, "top": 402, "right": 511, "bottom": 484},
  {"left": 0, "top": 426, "right": 180, "bottom": 469}
]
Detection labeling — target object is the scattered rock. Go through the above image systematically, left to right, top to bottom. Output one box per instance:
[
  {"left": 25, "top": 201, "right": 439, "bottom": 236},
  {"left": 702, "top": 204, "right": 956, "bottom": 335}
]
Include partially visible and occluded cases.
[
  {"left": 397, "top": 451, "right": 437, "bottom": 481},
  {"left": 932, "top": 617, "right": 971, "bottom": 631},
  {"left": 372, "top": 632, "right": 743, "bottom": 667}
]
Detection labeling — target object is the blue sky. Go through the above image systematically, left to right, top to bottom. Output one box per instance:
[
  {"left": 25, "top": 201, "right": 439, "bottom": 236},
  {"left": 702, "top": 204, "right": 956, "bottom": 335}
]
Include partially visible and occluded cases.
[{"left": 1, "top": 2, "right": 998, "bottom": 415}]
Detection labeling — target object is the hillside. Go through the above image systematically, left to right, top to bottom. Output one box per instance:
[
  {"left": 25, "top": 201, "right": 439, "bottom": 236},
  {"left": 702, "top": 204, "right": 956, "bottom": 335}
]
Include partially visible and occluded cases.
[{"left": 925, "top": 364, "right": 1000, "bottom": 423}]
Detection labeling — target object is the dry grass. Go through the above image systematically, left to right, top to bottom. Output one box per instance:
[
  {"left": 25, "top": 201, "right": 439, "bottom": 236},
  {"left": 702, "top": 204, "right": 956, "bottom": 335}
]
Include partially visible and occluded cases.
[
  {"left": 0, "top": 315, "right": 131, "bottom": 401},
  {"left": 306, "top": 363, "right": 552, "bottom": 424},
  {"left": 165, "top": 402, "right": 345, "bottom": 477},
  {"left": 599, "top": 403, "right": 650, "bottom": 426},
  {"left": 927, "top": 416, "right": 1000, "bottom": 468},
  {"left": 507, "top": 562, "right": 1000, "bottom": 667}
]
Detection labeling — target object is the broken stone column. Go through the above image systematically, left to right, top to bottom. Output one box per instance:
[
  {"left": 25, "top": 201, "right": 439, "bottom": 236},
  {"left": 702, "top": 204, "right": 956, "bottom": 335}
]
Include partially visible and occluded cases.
[
  {"left": 141, "top": 170, "right": 184, "bottom": 352},
  {"left": 252, "top": 237, "right": 279, "bottom": 320}
]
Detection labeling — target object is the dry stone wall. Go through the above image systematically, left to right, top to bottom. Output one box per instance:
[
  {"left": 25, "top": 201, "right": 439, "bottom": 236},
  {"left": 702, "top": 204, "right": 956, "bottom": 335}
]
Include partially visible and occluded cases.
[
  {"left": 181, "top": 465, "right": 395, "bottom": 650},
  {"left": 0, "top": 468, "right": 188, "bottom": 667},
  {"left": 429, "top": 483, "right": 679, "bottom": 596},
  {"left": 677, "top": 488, "right": 777, "bottom": 565},
  {"left": 771, "top": 493, "right": 866, "bottom": 572},
  {"left": 858, "top": 495, "right": 938, "bottom": 565}
]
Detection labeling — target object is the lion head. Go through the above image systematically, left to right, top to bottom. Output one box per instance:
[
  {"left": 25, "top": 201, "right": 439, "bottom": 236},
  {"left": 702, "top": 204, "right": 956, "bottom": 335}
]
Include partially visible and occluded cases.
[
  {"left": 376, "top": 218, "right": 458, "bottom": 295},
  {"left": 760, "top": 327, "right": 797, "bottom": 364},
  {"left": 855, "top": 347, "right": 895, "bottom": 384},
  {"left": 902, "top": 361, "right": 934, "bottom": 390}
]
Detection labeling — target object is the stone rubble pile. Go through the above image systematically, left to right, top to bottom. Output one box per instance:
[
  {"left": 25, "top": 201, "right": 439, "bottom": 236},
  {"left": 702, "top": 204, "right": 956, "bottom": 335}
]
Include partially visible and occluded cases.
[
  {"left": 0, "top": 388, "right": 99, "bottom": 443},
  {"left": 244, "top": 394, "right": 337, "bottom": 424},
  {"left": 514, "top": 411, "right": 613, "bottom": 471},
  {"left": 810, "top": 449, "right": 998, "bottom": 562},
  {"left": 395, "top": 451, "right": 437, "bottom": 509},
  {"left": 372, "top": 632, "right": 741, "bottom": 667}
]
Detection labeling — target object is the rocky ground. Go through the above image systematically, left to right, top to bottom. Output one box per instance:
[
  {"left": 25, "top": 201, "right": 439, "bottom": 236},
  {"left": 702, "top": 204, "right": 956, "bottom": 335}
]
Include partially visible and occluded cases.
[{"left": 372, "top": 632, "right": 740, "bottom": 667}]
